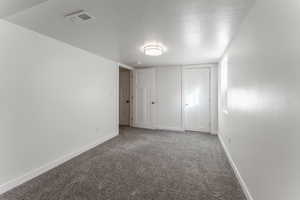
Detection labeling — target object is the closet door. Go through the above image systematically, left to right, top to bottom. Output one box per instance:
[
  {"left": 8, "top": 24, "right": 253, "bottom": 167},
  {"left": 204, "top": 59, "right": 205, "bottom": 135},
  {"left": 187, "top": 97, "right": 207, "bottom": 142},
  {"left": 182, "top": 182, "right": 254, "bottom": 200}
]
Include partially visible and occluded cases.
[
  {"left": 156, "top": 67, "right": 182, "bottom": 131},
  {"left": 183, "top": 67, "right": 211, "bottom": 132},
  {"left": 133, "top": 68, "right": 156, "bottom": 129}
]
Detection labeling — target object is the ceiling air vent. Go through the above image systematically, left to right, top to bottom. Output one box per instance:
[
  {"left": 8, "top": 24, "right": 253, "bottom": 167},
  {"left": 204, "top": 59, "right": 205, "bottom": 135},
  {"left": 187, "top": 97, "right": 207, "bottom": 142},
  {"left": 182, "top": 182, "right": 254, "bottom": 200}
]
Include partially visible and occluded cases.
[{"left": 64, "top": 10, "right": 94, "bottom": 23}]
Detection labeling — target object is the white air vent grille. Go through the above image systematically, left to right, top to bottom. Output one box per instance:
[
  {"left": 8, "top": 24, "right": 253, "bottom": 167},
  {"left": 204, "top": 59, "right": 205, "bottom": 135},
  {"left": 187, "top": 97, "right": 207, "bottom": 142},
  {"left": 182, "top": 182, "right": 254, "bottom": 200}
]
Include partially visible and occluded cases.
[{"left": 65, "top": 10, "right": 94, "bottom": 23}]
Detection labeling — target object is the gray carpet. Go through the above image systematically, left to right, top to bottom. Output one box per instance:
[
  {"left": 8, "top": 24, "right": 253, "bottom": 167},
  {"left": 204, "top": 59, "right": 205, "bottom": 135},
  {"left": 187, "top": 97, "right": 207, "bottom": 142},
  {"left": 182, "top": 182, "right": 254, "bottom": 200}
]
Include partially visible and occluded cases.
[{"left": 0, "top": 127, "right": 246, "bottom": 200}]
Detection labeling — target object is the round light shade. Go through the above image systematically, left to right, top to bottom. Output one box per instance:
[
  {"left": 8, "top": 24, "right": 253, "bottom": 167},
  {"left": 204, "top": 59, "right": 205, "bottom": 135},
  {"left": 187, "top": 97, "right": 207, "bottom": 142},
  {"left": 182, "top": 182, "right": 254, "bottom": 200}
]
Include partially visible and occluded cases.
[{"left": 143, "top": 44, "right": 165, "bottom": 56}]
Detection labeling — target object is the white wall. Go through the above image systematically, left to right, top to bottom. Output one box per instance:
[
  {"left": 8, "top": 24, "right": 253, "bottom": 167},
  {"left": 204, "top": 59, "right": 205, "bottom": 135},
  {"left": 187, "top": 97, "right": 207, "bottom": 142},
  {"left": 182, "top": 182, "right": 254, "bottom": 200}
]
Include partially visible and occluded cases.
[
  {"left": 219, "top": 0, "right": 300, "bottom": 200},
  {"left": 0, "top": 20, "right": 118, "bottom": 192},
  {"left": 156, "top": 67, "right": 182, "bottom": 131}
]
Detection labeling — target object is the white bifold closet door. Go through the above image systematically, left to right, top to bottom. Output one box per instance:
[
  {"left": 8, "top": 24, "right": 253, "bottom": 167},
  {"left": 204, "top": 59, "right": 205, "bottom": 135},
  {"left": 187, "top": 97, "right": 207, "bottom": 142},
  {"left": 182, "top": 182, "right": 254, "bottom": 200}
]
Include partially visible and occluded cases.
[
  {"left": 156, "top": 67, "right": 182, "bottom": 131},
  {"left": 183, "top": 67, "right": 211, "bottom": 132},
  {"left": 133, "top": 68, "right": 156, "bottom": 129}
]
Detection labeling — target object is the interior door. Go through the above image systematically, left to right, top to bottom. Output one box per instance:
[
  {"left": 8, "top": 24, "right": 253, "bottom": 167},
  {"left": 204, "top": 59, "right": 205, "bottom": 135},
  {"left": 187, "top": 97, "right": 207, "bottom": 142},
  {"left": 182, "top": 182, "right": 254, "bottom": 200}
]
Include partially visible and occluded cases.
[
  {"left": 183, "top": 67, "right": 211, "bottom": 132},
  {"left": 133, "top": 68, "right": 156, "bottom": 129},
  {"left": 119, "top": 70, "right": 130, "bottom": 125}
]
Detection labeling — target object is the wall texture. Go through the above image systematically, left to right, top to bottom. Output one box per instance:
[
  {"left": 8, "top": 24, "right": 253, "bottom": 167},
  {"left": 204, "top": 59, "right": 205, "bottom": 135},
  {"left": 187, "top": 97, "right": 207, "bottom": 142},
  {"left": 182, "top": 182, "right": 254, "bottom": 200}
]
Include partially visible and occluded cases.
[
  {"left": 219, "top": 0, "right": 300, "bottom": 199},
  {"left": 0, "top": 20, "right": 118, "bottom": 191}
]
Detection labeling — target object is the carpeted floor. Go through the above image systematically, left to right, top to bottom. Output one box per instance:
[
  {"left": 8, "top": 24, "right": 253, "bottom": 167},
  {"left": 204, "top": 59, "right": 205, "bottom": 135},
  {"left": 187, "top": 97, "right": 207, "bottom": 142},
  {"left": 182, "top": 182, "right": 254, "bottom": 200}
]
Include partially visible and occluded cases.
[{"left": 0, "top": 127, "right": 246, "bottom": 200}]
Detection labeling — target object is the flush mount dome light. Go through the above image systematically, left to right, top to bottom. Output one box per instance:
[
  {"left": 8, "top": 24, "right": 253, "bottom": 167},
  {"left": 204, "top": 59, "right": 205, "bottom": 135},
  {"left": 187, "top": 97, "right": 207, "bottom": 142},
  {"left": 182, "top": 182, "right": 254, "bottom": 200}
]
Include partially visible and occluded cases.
[{"left": 143, "top": 43, "right": 166, "bottom": 56}]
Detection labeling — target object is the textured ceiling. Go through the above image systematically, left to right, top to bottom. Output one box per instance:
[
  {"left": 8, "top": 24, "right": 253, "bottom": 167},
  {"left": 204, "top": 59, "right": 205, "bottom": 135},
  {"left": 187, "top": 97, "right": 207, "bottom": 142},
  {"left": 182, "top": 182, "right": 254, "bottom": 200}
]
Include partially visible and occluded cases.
[{"left": 5, "top": 0, "right": 253, "bottom": 67}]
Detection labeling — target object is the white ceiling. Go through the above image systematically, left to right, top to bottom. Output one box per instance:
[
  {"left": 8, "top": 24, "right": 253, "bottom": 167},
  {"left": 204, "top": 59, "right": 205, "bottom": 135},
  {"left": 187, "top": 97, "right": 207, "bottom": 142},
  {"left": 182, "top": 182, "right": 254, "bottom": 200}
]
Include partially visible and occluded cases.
[
  {"left": 0, "top": 0, "right": 48, "bottom": 18},
  {"left": 4, "top": 0, "right": 253, "bottom": 67}
]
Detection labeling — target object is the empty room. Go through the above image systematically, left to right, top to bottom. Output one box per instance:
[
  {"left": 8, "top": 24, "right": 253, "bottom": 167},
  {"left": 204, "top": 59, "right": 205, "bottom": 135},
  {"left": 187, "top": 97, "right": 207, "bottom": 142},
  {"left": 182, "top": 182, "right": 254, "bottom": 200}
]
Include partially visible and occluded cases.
[{"left": 0, "top": 0, "right": 299, "bottom": 200}]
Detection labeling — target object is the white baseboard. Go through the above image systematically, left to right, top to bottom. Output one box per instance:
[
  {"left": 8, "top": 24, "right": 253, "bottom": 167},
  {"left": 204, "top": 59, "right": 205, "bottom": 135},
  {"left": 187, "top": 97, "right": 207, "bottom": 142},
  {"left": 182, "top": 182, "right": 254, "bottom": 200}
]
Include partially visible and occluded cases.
[
  {"left": 132, "top": 124, "right": 155, "bottom": 130},
  {"left": 133, "top": 124, "right": 184, "bottom": 132},
  {"left": 133, "top": 125, "right": 216, "bottom": 134},
  {"left": 156, "top": 126, "right": 185, "bottom": 132},
  {"left": 0, "top": 132, "right": 118, "bottom": 195},
  {"left": 218, "top": 134, "right": 254, "bottom": 200}
]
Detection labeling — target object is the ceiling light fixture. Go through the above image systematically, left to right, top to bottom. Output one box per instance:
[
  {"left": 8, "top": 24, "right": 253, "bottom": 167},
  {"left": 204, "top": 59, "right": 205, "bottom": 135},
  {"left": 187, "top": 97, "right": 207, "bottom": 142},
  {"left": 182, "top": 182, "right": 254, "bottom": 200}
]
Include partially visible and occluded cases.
[{"left": 142, "top": 42, "right": 166, "bottom": 56}]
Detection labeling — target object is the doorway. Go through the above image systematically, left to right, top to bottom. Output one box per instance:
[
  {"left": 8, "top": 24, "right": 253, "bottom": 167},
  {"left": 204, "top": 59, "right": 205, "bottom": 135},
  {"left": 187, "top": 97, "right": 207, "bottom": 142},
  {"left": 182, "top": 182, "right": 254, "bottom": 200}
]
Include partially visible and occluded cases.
[{"left": 119, "top": 67, "right": 132, "bottom": 127}]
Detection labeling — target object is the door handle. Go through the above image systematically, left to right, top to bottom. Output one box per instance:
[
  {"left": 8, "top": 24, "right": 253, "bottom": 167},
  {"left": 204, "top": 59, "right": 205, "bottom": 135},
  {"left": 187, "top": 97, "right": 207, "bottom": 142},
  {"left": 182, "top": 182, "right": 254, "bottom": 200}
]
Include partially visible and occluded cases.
[
  {"left": 126, "top": 100, "right": 130, "bottom": 103},
  {"left": 151, "top": 101, "right": 155, "bottom": 105}
]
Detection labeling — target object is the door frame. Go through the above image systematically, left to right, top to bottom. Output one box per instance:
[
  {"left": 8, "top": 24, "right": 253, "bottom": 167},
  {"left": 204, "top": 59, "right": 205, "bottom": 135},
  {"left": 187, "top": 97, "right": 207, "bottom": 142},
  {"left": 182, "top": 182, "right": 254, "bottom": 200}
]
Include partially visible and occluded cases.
[
  {"left": 117, "top": 64, "right": 134, "bottom": 127},
  {"left": 182, "top": 65, "right": 213, "bottom": 133}
]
